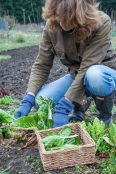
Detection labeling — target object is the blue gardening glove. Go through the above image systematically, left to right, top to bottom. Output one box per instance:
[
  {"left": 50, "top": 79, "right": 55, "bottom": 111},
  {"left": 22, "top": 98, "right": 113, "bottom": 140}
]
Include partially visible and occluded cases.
[
  {"left": 14, "top": 94, "right": 36, "bottom": 119},
  {"left": 53, "top": 97, "right": 75, "bottom": 127}
]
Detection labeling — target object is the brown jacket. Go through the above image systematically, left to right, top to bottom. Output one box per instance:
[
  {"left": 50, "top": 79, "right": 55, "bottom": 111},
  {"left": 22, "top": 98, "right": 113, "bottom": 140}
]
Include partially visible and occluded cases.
[{"left": 27, "top": 12, "right": 116, "bottom": 105}]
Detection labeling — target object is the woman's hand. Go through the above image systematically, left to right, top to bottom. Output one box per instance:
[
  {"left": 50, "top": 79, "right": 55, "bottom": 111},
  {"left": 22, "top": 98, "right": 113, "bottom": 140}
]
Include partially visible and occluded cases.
[{"left": 53, "top": 97, "right": 74, "bottom": 127}]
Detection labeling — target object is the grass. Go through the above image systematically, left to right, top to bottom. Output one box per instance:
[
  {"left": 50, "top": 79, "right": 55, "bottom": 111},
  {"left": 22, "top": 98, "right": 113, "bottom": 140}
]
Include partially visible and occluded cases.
[
  {"left": 0, "top": 30, "right": 42, "bottom": 52},
  {"left": 0, "top": 30, "right": 116, "bottom": 53},
  {"left": 0, "top": 55, "right": 11, "bottom": 61}
]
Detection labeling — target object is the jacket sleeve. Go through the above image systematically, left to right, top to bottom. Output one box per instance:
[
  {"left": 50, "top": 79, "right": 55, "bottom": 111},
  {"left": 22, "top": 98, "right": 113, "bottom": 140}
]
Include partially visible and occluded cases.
[
  {"left": 65, "top": 17, "right": 112, "bottom": 105},
  {"left": 27, "top": 23, "right": 54, "bottom": 94}
]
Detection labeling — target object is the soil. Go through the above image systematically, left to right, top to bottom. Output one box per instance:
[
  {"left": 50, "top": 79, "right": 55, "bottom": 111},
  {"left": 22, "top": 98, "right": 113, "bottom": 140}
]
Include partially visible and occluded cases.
[
  {"left": 0, "top": 46, "right": 110, "bottom": 174},
  {"left": 0, "top": 46, "right": 67, "bottom": 100}
]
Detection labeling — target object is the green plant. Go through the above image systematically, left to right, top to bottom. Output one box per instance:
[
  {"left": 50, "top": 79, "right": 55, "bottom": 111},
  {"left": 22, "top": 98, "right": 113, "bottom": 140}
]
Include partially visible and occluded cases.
[
  {"left": 16, "top": 35, "right": 25, "bottom": 43},
  {"left": 0, "top": 96, "right": 13, "bottom": 105},
  {"left": 10, "top": 96, "right": 54, "bottom": 130},
  {"left": 88, "top": 103, "right": 97, "bottom": 112},
  {"left": 0, "top": 109, "right": 14, "bottom": 124},
  {"left": 82, "top": 117, "right": 106, "bottom": 143},
  {"left": 82, "top": 118, "right": 116, "bottom": 155},
  {"left": 102, "top": 123, "right": 116, "bottom": 148},
  {"left": 25, "top": 155, "right": 31, "bottom": 161},
  {"left": 101, "top": 155, "right": 116, "bottom": 174},
  {"left": 25, "top": 156, "right": 42, "bottom": 173},
  {"left": 35, "top": 158, "right": 42, "bottom": 164},
  {"left": 24, "top": 162, "right": 29, "bottom": 167},
  {"left": 75, "top": 164, "right": 82, "bottom": 173},
  {"left": 0, "top": 166, "right": 11, "bottom": 174},
  {"left": 36, "top": 167, "right": 41, "bottom": 173},
  {"left": 63, "top": 169, "right": 73, "bottom": 174}
]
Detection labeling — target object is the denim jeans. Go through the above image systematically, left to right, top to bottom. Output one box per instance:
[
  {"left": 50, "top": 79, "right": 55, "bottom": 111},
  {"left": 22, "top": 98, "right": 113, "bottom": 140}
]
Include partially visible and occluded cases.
[
  {"left": 35, "top": 65, "right": 116, "bottom": 125},
  {"left": 36, "top": 65, "right": 116, "bottom": 103},
  {"left": 84, "top": 65, "right": 116, "bottom": 97},
  {"left": 36, "top": 74, "right": 74, "bottom": 104}
]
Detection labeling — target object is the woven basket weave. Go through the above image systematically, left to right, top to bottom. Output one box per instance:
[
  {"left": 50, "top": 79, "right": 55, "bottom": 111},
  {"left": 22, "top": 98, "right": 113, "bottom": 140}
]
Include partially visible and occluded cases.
[{"left": 35, "top": 122, "right": 95, "bottom": 171}]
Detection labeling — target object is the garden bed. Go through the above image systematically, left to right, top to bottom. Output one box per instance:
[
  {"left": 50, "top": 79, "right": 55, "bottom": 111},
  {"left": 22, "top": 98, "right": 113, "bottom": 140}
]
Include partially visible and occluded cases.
[{"left": 0, "top": 46, "right": 116, "bottom": 174}]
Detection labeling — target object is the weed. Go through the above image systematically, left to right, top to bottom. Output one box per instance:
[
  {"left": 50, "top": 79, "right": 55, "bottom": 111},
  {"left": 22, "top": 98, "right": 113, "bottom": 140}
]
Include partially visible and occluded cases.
[
  {"left": 16, "top": 35, "right": 25, "bottom": 43},
  {"left": 0, "top": 96, "right": 13, "bottom": 105},
  {"left": 88, "top": 103, "right": 97, "bottom": 112},
  {"left": 25, "top": 155, "right": 31, "bottom": 161},
  {"left": 25, "top": 156, "right": 42, "bottom": 173},
  {"left": 35, "top": 158, "right": 42, "bottom": 164},
  {"left": 101, "top": 160, "right": 116, "bottom": 174},
  {"left": 24, "top": 162, "right": 29, "bottom": 167},
  {"left": 75, "top": 164, "right": 82, "bottom": 173},
  {"left": 0, "top": 166, "right": 11, "bottom": 174},
  {"left": 36, "top": 167, "right": 41, "bottom": 173},
  {"left": 63, "top": 169, "right": 73, "bottom": 174}
]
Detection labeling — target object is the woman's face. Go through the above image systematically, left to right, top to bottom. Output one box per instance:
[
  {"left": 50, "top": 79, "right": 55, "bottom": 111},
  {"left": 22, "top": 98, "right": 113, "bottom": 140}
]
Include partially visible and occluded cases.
[
  {"left": 56, "top": 11, "right": 73, "bottom": 31},
  {"left": 59, "top": 21, "right": 73, "bottom": 31}
]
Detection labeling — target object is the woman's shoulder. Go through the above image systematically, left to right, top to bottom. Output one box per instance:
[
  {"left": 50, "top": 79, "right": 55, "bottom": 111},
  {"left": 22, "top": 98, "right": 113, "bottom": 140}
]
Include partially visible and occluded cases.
[{"left": 99, "top": 11, "right": 111, "bottom": 24}]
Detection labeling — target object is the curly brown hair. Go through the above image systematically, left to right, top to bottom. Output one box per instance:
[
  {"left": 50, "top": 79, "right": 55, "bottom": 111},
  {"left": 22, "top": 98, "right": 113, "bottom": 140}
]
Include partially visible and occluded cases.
[{"left": 42, "top": 0, "right": 101, "bottom": 43}]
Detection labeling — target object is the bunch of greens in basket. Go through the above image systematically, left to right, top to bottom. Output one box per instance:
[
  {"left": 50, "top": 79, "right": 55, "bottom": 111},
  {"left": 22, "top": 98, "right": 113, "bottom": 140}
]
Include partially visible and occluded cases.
[{"left": 42, "top": 126, "right": 82, "bottom": 151}]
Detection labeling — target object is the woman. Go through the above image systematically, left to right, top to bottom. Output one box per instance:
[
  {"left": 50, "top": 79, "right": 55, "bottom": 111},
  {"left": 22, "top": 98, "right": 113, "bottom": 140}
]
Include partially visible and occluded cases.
[{"left": 14, "top": 0, "right": 116, "bottom": 127}]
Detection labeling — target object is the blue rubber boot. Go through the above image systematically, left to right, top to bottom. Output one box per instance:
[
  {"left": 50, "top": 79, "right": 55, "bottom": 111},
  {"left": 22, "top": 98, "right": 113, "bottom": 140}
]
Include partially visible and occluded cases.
[
  {"left": 92, "top": 91, "right": 116, "bottom": 126},
  {"left": 68, "top": 97, "right": 92, "bottom": 122}
]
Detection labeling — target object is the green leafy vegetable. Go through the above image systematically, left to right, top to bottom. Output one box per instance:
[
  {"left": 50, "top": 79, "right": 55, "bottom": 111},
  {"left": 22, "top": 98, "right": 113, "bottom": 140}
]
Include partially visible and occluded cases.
[
  {"left": 0, "top": 96, "right": 13, "bottom": 105},
  {"left": 10, "top": 96, "right": 54, "bottom": 130},
  {"left": 0, "top": 109, "right": 14, "bottom": 124},
  {"left": 10, "top": 114, "right": 40, "bottom": 130},
  {"left": 81, "top": 118, "right": 115, "bottom": 153},
  {"left": 102, "top": 123, "right": 116, "bottom": 147},
  {"left": 41, "top": 126, "right": 81, "bottom": 151},
  {"left": 58, "top": 126, "right": 71, "bottom": 136}
]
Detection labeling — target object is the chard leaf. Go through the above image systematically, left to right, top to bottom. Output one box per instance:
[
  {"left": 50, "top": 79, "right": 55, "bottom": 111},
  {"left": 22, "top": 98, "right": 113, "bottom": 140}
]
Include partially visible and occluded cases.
[
  {"left": 38, "top": 104, "right": 48, "bottom": 113},
  {"left": 45, "top": 106, "right": 53, "bottom": 128},
  {"left": 48, "top": 106, "right": 52, "bottom": 120},
  {"left": 0, "top": 109, "right": 14, "bottom": 123},
  {"left": 37, "top": 111, "right": 47, "bottom": 121},
  {"left": 10, "top": 114, "right": 39, "bottom": 130},
  {"left": 46, "top": 119, "right": 53, "bottom": 129},
  {"left": 109, "top": 123, "right": 116, "bottom": 144},
  {"left": 58, "top": 126, "right": 71, "bottom": 136},
  {"left": 47, "top": 132, "right": 56, "bottom": 136},
  {"left": 42, "top": 135, "right": 64, "bottom": 149},
  {"left": 42, "top": 135, "right": 59, "bottom": 144},
  {"left": 64, "top": 136, "right": 80, "bottom": 145},
  {"left": 102, "top": 136, "right": 116, "bottom": 147},
  {"left": 95, "top": 138, "right": 102, "bottom": 152},
  {"left": 46, "top": 144, "right": 78, "bottom": 151},
  {"left": 60, "top": 144, "right": 78, "bottom": 149}
]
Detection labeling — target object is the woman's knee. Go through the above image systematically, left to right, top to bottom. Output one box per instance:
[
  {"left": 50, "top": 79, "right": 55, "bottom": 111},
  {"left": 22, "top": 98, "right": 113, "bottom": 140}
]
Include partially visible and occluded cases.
[
  {"left": 84, "top": 65, "right": 102, "bottom": 86},
  {"left": 84, "top": 65, "right": 115, "bottom": 96}
]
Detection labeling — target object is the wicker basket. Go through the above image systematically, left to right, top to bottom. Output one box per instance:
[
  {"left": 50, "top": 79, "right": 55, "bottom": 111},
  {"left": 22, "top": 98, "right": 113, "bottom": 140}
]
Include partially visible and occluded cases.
[{"left": 35, "top": 122, "right": 95, "bottom": 171}]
